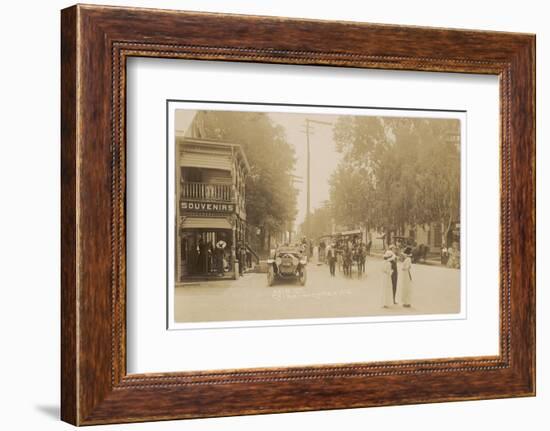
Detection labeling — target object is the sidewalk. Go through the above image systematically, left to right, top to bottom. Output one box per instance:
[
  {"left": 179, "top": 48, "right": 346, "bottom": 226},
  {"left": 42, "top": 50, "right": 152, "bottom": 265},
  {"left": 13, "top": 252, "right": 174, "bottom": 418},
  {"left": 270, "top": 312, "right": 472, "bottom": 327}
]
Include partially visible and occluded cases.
[{"left": 177, "top": 264, "right": 262, "bottom": 286}]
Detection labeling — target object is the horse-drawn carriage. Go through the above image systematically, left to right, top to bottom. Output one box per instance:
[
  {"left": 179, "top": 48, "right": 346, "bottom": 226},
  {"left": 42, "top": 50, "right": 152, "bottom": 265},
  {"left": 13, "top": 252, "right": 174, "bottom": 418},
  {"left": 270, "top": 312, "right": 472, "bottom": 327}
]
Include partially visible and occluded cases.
[{"left": 322, "top": 230, "right": 366, "bottom": 277}]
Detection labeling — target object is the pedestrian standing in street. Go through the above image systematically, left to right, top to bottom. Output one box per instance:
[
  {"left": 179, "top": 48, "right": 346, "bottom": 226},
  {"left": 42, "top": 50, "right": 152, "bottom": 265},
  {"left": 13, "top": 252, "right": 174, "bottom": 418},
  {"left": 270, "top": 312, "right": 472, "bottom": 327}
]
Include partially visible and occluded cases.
[
  {"left": 319, "top": 240, "right": 326, "bottom": 263},
  {"left": 336, "top": 242, "right": 343, "bottom": 272},
  {"left": 237, "top": 243, "right": 246, "bottom": 276},
  {"left": 359, "top": 243, "right": 366, "bottom": 274},
  {"left": 327, "top": 245, "right": 337, "bottom": 277},
  {"left": 389, "top": 245, "right": 399, "bottom": 304},
  {"left": 343, "top": 246, "right": 353, "bottom": 277},
  {"left": 354, "top": 246, "right": 362, "bottom": 277},
  {"left": 401, "top": 246, "right": 413, "bottom": 308},
  {"left": 246, "top": 247, "right": 252, "bottom": 269},
  {"left": 382, "top": 250, "right": 394, "bottom": 308}
]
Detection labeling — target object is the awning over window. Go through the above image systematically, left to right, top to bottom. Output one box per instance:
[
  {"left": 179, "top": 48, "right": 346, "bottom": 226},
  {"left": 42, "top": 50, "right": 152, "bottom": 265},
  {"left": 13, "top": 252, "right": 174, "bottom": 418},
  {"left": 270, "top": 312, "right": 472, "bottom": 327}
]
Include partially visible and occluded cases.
[
  {"left": 180, "top": 152, "right": 232, "bottom": 171},
  {"left": 181, "top": 217, "right": 232, "bottom": 230}
]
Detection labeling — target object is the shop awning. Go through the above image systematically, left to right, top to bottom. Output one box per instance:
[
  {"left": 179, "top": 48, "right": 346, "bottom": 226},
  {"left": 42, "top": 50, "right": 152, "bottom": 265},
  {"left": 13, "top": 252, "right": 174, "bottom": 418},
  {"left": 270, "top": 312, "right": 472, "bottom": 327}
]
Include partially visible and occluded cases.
[
  {"left": 180, "top": 151, "right": 232, "bottom": 171},
  {"left": 181, "top": 217, "right": 232, "bottom": 230}
]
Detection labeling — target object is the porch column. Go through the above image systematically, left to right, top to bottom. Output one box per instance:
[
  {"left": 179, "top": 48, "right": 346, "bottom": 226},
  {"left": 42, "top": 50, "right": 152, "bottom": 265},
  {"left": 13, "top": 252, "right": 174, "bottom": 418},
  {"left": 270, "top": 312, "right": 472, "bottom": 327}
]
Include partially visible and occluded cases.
[
  {"left": 231, "top": 217, "right": 238, "bottom": 279},
  {"left": 176, "top": 226, "right": 181, "bottom": 282}
]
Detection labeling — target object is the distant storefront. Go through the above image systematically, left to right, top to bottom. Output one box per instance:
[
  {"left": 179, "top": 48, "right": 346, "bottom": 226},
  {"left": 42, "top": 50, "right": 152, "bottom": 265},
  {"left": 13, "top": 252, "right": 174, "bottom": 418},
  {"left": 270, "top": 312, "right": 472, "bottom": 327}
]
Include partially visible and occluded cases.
[
  {"left": 176, "top": 136, "right": 249, "bottom": 282},
  {"left": 414, "top": 221, "right": 460, "bottom": 251}
]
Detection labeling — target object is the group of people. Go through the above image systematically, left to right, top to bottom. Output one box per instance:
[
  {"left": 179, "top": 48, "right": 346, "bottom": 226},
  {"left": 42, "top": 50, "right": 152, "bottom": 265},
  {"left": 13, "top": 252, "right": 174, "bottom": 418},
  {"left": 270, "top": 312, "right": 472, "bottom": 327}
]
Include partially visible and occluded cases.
[
  {"left": 299, "top": 235, "right": 416, "bottom": 308},
  {"left": 190, "top": 236, "right": 253, "bottom": 276},
  {"left": 190, "top": 237, "right": 230, "bottom": 275},
  {"left": 323, "top": 238, "right": 414, "bottom": 308},
  {"left": 324, "top": 238, "right": 372, "bottom": 278},
  {"left": 441, "top": 241, "right": 461, "bottom": 269},
  {"left": 381, "top": 244, "right": 413, "bottom": 308}
]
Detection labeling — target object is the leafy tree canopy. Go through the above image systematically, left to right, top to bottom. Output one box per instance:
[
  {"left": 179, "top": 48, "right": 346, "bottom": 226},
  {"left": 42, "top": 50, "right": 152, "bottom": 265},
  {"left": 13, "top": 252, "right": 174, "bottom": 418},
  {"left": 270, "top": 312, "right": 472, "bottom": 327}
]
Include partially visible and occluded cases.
[{"left": 330, "top": 116, "right": 460, "bottom": 235}]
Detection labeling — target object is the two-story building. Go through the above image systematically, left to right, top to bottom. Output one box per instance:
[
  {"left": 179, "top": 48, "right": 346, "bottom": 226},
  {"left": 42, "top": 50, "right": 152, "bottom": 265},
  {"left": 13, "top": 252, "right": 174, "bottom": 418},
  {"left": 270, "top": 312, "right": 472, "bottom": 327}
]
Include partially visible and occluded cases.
[{"left": 175, "top": 135, "right": 250, "bottom": 282}]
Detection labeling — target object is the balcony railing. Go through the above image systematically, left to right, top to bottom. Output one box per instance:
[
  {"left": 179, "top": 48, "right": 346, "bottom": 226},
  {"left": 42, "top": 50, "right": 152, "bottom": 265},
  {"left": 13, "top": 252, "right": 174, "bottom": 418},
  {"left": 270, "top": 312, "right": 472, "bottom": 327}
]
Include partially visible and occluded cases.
[{"left": 181, "top": 182, "right": 233, "bottom": 202}]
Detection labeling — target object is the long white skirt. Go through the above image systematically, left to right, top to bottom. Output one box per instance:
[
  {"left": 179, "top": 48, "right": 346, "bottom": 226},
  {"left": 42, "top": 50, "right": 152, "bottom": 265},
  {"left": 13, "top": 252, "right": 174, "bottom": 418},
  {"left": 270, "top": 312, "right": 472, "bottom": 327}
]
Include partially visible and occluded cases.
[
  {"left": 401, "top": 272, "right": 412, "bottom": 305},
  {"left": 382, "top": 276, "right": 393, "bottom": 307}
]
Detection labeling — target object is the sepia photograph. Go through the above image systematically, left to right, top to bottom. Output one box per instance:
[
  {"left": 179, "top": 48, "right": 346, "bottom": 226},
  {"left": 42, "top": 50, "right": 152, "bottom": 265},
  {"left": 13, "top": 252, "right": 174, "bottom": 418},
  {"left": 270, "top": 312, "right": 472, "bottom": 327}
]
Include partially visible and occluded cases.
[{"left": 170, "top": 102, "right": 464, "bottom": 327}]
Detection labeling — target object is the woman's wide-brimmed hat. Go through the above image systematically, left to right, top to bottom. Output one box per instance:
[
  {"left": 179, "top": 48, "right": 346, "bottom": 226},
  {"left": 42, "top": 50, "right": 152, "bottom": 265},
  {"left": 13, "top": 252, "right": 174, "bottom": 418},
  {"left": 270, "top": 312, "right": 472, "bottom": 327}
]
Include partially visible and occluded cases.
[{"left": 383, "top": 250, "right": 395, "bottom": 260}]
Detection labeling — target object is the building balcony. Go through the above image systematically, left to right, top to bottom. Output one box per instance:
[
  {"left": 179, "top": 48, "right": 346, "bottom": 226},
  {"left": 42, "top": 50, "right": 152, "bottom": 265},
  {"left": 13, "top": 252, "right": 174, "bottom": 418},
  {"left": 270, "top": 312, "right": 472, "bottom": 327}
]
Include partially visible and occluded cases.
[
  {"left": 180, "top": 182, "right": 246, "bottom": 219},
  {"left": 181, "top": 182, "right": 234, "bottom": 202}
]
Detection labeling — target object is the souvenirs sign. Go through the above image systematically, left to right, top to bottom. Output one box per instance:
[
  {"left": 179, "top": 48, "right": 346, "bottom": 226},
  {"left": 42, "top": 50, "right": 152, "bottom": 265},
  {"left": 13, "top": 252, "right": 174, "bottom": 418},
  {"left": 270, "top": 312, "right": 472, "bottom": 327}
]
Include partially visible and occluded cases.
[{"left": 180, "top": 200, "right": 235, "bottom": 213}]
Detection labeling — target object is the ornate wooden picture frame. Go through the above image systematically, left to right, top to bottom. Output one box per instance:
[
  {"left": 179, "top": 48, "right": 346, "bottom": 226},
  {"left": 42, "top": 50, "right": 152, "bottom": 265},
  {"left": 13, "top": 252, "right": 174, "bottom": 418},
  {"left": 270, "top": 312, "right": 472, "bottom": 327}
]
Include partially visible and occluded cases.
[{"left": 61, "top": 4, "right": 535, "bottom": 425}]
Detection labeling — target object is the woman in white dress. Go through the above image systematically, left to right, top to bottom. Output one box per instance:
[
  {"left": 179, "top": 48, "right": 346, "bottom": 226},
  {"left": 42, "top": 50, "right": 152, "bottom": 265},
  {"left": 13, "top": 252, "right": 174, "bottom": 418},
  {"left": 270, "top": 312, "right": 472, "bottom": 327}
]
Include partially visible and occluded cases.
[
  {"left": 400, "top": 247, "right": 413, "bottom": 308},
  {"left": 381, "top": 250, "right": 395, "bottom": 308}
]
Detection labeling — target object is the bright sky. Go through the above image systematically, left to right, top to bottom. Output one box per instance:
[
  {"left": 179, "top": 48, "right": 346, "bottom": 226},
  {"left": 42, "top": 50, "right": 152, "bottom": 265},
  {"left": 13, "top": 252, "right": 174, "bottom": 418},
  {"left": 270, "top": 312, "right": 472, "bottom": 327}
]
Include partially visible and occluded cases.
[{"left": 267, "top": 112, "right": 342, "bottom": 227}]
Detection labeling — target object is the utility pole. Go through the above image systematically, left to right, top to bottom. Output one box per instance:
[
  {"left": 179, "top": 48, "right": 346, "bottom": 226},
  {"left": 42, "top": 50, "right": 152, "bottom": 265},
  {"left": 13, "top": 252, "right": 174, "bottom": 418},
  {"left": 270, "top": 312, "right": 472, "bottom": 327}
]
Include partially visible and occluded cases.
[
  {"left": 302, "top": 118, "right": 332, "bottom": 239},
  {"left": 305, "top": 120, "right": 311, "bottom": 236},
  {"left": 289, "top": 174, "right": 303, "bottom": 244}
]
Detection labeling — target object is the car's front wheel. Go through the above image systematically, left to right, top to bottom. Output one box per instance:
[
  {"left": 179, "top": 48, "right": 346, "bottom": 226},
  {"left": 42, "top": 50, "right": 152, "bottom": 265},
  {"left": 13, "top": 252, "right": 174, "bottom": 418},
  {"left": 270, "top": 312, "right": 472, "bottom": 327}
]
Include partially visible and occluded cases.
[
  {"left": 267, "top": 267, "right": 275, "bottom": 286},
  {"left": 299, "top": 268, "right": 307, "bottom": 286}
]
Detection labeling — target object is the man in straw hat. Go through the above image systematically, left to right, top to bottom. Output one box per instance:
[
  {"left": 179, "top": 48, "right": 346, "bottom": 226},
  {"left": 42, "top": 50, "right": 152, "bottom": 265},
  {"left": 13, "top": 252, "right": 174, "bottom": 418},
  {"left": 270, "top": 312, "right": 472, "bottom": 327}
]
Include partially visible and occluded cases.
[
  {"left": 389, "top": 245, "right": 399, "bottom": 304},
  {"left": 381, "top": 250, "right": 395, "bottom": 308}
]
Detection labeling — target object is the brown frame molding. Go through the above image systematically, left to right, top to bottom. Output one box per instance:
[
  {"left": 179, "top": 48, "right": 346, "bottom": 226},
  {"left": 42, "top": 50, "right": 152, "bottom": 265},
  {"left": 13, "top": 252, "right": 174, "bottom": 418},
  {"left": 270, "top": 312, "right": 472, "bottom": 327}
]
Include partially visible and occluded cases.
[{"left": 61, "top": 4, "right": 535, "bottom": 425}]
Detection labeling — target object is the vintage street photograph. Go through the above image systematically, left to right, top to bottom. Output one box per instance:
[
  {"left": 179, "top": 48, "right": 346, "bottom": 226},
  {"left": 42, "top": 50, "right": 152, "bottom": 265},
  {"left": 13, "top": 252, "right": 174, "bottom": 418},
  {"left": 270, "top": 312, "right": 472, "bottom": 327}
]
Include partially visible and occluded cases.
[{"left": 171, "top": 103, "right": 463, "bottom": 326}]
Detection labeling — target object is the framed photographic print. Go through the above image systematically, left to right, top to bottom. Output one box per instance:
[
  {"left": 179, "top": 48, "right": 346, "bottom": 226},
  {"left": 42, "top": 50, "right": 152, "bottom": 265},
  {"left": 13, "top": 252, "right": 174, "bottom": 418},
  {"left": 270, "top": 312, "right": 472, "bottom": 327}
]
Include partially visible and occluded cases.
[{"left": 61, "top": 4, "right": 535, "bottom": 425}]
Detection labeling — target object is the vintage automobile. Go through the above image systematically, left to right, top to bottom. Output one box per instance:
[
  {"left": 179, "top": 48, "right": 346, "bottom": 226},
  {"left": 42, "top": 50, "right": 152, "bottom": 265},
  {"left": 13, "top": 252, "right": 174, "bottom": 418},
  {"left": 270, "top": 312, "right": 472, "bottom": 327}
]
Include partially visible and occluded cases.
[{"left": 266, "top": 246, "right": 307, "bottom": 286}]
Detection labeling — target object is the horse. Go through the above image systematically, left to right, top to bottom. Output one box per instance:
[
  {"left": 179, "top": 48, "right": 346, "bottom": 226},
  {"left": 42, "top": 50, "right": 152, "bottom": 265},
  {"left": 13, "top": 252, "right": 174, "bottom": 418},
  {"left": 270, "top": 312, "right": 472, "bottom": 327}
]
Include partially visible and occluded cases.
[{"left": 412, "top": 243, "right": 429, "bottom": 263}]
